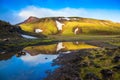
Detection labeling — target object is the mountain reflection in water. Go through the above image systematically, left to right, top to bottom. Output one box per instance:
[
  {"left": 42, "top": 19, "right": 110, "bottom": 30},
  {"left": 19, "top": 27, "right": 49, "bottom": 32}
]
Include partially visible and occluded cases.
[
  {"left": 0, "top": 41, "right": 98, "bottom": 80},
  {"left": 24, "top": 42, "right": 98, "bottom": 54}
]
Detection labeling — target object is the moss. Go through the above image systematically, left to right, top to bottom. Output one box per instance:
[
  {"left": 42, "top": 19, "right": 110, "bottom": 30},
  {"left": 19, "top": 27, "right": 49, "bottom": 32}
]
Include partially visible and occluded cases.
[
  {"left": 19, "top": 17, "right": 120, "bottom": 35},
  {"left": 20, "top": 19, "right": 58, "bottom": 35},
  {"left": 108, "top": 40, "right": 120, "bottom": 46},
  {"left": 44, "top": 47, "right": 120, "bottom": 80}
]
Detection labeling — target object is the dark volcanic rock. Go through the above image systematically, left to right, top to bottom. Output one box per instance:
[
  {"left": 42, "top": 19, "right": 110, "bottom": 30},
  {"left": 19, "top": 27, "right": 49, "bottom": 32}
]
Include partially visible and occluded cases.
[
  {"left": 0, "top": 20, "right": 22, "bottom": 39},
  {"left": 45, "top": 48, "right": 120, "bottom": 80},
  {"left": 16, "top": 51, "right": 26, "bottom": 57},
  {"left": 45, "top": 51, "right": 85, "bottom": 80},
  {"left": 113, "top": 56, "right": 120, "bottom": 63},
  {"left": 113, "top": 65, "right": 120, "bottom": 71},
  {"left": 100, "top": 69, "right": 114, "bottom": 80},
  {"left": 84, "top": 72, "right": 101, "bottom": 80}
]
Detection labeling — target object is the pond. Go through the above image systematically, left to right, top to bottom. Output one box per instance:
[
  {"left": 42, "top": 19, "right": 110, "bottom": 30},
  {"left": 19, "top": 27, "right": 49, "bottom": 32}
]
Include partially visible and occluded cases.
[
  {"left": 0, "top": 41, "right": 98, "bottom": 80},
  {"left": 24, "top": 42, "right": 98, "bottom": 54}
]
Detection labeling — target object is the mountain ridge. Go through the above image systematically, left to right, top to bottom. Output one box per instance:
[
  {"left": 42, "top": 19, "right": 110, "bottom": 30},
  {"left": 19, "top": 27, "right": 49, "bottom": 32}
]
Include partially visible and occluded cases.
[
  {"left": 19, "top": 16, "right": 120, "bottom": 35},
  {"left": 22, "top": 16, "right": 118, "bottom": 24},
  {"left": 0, "top": 20, "right": 22, "bottom": 39}
]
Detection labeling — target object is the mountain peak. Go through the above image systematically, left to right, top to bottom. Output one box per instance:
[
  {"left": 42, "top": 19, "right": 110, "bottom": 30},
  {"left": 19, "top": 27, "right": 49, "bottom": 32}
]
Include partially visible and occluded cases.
[
  {"left": 19, "top": 16, "right": 120, "bottom": 35},
  {"left": 24, "top": 16, "right": 39, "bottom": 23}
]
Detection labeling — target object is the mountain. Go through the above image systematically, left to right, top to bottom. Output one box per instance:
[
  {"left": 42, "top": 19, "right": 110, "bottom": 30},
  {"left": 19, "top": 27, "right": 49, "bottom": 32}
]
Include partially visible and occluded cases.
[
  {"left": 19, "top": 16, "right": 120, "bottom": 35},
  {"left": 23, "top": 16, "right": 39, "bottom": 23},
  {"left": 0, "top": 20, "right": 21, "bottom": 39},
  {"left": 0, "top": 20, "right": 46, "bottom": 40}
]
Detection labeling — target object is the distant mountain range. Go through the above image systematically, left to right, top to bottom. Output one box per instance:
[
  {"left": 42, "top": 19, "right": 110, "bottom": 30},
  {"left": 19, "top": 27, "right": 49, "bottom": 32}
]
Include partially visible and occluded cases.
[{"left": 19, "top": 16, "right": 120, "bottom": 35}]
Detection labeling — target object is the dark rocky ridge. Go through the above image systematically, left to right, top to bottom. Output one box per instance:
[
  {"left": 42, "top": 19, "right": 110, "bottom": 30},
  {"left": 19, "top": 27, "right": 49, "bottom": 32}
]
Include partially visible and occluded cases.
[
  {"left": 0, "top": 20, "right": 22, "bottom": 39},
  {"left": 45, "top": 47, "right": 120, "bottom": 80}
]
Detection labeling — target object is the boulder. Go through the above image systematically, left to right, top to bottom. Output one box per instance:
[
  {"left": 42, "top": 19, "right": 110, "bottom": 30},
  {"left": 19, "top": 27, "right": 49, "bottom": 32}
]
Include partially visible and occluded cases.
[
  {"left": 113, "top": 56, "right": 120, "bottom": 63},
  {"left": 112, "top": 65, "right": 120, "bottom": 71},
  {"left": 100, "top": 69, "right": 114, "bottom": 80},
  {"left": 84, "top": 72, "right": 100, "bottom": 80}
]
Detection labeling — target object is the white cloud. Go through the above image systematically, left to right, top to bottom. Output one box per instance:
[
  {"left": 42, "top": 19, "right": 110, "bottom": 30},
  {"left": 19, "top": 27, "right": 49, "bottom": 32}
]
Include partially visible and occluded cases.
[
  {"left": 15, "top": 6, "right": 120, "bottom": 23},
  {"left": 18, "top": 6, "right": 87, "bottom": 20},
  {"left": 21, "top": 53, "right": 58, "bottom": 66}
]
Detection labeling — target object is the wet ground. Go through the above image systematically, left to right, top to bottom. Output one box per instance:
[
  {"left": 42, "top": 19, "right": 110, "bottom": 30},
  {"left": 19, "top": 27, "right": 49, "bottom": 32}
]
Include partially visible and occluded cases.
[{"left": 0, "top": 41, "right": 119, "bottom": 80}]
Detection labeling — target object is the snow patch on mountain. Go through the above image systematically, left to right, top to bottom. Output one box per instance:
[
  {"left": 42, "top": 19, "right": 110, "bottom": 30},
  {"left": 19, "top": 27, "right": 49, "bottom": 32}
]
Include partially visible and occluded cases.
[
  {"left": 58, "top": 17, "right": 70, "bottom": 21},
  {"left": 63, "top": 17, "right": 70, "bottom": 20},
  {"left": 58, "top": 18, "right": 62, "bottom": 20},
  {"left": 72, "top": 18, "right": 79, "bottom": 20},
  {"left": 56, "top": 21, "right": 64, "bottom": 30},
  {"left": 74, "top": 27, "right": 79, "bottom": 34},
  {"left": 35, "top": 29, "right": 43, "bottom": 33},
  {"left": 75, "top": 41, "right": 79, "bottom": 44}
]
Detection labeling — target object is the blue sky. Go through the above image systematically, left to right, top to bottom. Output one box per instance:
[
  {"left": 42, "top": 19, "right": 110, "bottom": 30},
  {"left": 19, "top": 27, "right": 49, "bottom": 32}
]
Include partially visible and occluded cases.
[{"left": 0, "top": 0, "right": 120, "bottom": 24}]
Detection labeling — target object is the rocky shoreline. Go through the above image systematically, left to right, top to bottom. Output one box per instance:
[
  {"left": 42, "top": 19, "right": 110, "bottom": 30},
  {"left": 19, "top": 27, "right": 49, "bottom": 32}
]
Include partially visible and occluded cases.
[{"left": 45, "top": 47, "right": 120, "bottom": 80}]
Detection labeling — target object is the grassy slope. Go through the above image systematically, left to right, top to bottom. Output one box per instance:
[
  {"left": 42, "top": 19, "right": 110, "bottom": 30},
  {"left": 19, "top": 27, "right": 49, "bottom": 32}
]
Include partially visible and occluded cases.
[
  {"left": 19, "top": 17, "right": 120, "bottom": 35},
  {"left": 20, "top": 18, "right": 58, "bottom": 35},
  {"left": 62, "top": 21, "right": 120, "bottom": 35},
  {"left": 44, "top": 47, "right": 120, "bottom": 80},
  {"left": 80, "top": 48, "right": 120, "bottom": 79}
]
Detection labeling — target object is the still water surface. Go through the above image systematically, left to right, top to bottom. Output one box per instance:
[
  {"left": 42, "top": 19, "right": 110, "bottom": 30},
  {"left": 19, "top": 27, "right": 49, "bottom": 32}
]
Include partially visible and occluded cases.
[{"left": 0, "top": 42, "right": 97, "bottom": 80}]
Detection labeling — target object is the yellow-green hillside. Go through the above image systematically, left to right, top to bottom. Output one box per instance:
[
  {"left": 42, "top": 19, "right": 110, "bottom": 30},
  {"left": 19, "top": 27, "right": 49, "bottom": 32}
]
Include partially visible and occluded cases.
[
  {"left": 19, "top": 17, "right": 120, "bottom": 35},
  {"left": 23, "top": 42, "right": 98, "bottom": 54}
]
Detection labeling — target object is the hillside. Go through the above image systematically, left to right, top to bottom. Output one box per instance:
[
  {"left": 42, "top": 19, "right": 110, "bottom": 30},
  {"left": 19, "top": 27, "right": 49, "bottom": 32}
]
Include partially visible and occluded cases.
[
  {"left": 19, "top": 16, "right": 120, "bottom": 35},
  {"left": 0, "top": 20, "right": 21, "bottom": 39},
  {"left": 0, "top": 20, "right": 46, "bottom": 40}
]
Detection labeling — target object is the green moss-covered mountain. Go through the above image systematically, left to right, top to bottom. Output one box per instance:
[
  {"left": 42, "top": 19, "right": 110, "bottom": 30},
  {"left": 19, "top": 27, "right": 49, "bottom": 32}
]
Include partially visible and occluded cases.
[
  {"left": 19, "top": 16, "right": 120, "bottom": 35},
  {"left": 0, "top": 20, "right": 21, "bottom": 39},
  {"left": 0, "top": 20, "right": 46, "bottom": 39}
]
